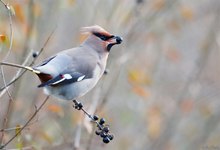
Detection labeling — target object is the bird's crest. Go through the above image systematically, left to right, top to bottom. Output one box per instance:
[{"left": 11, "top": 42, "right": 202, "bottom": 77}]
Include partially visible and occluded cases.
[{"left": 81, "top": 25, "right": 112, "bottom": 36}]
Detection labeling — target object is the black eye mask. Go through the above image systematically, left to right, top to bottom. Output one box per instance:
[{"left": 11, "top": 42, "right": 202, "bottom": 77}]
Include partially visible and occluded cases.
[{"left": 93, "top": 32, "right": 114, "bottom": 41}]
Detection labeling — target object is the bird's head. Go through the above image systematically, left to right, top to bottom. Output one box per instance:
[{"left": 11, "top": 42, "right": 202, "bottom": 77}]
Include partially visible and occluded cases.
[{"left": 81, "top": 25, "right": 123, "bottom": 52}]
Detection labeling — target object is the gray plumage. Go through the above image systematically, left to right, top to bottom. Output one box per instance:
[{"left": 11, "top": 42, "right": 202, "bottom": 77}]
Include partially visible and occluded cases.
[{"left": 33, "top": 25, "right": 122, "bottom": 100}]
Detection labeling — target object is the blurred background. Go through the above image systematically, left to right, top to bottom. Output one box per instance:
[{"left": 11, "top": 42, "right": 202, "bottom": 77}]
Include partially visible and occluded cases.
[{"left": 1, "top": 0, "right": 220, "bottom": 149}]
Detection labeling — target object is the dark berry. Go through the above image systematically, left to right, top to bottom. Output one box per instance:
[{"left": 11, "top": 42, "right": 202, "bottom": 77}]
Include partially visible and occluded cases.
[
  {"left": 32, "top": 51, "right": 39, "bottom": 58},
  {"left": 104, "top": 69, "right": 109, "bottom": 75},
  {"left": 77, "top": 102, "right": 83, "bottom": 109},
  {"left": 93, "top": 115, "right": 99, "bottom": 121},
  {"left": 99, "top": 118, "right": 105, "bottom": 125},
  {"left": 103, "top": 127, "right": 109, "bottom": 133},
  {"left": 95, "top": 130, "right": 100, "bottom": 135},
  {"left": 100, "top": 132, "right": 107, "bottom": 138},
  {"left": 108, "top": 134, "right": 114, "bottom": 140},
  {"left": 103, "top": 137, "right": 110, "bottom": 143}
]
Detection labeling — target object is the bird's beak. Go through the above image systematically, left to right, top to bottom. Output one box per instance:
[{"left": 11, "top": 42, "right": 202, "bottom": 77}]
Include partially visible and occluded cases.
[
  {"left": 106, "top": 35, "right": 123, "bottom": 51},
  {"left": 108, "top": 36, "right": 123, "bottom": 44},
  {"left": 114, "top": 36, "right": 123, "bottom": 44}
]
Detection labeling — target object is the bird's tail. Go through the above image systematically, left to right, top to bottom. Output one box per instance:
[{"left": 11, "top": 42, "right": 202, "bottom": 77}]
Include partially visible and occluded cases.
[{"left": 0, "top": 62, "right": 40, "bottom": 74}]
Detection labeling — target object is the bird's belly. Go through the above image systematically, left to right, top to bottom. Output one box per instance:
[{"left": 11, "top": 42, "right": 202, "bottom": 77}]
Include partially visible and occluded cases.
[{"left": 44, "top": 78, "right": 99, "bottom": 100}]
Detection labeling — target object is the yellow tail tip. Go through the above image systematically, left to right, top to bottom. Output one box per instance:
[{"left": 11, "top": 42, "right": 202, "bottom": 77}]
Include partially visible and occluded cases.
[{"left": 25, "top": 66, "right": 41, "bottom": 74}]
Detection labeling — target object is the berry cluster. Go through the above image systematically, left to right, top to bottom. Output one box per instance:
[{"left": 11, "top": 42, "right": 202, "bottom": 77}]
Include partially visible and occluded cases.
[
  {"left": 72, "top": 100, "right": 114, "bottom": 144},
  {"left": 93, "top": 115, "right": 114, "bottom": 143}
]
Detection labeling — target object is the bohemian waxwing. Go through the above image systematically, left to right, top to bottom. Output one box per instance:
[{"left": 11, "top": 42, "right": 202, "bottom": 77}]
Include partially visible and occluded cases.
[{"left": 1, "top": 25, "right": 123, "bottom": 100}]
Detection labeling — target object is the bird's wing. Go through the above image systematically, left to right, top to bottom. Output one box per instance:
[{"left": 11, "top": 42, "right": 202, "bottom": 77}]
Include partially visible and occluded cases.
[
  {"left": 36, "top": 48, "right": 99, "bottom": 87},
  {"left": 34, "top": 55, "right": 57, "bottom": 68},
  {"left": 38, "top": 72, "right": 86, "bottom": 87}
]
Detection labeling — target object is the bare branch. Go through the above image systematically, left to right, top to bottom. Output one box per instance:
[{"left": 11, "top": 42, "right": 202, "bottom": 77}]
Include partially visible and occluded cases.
[
  {"left": 0, "top": 0, "right": 15, "bottom": 145},
  {"left": 0, "top": 0, "right": 7, "bottom": 8},
  {"left": 0, "top": 28, "right": 55, "bottom": 94},
  {"left": 0, "top": 96, "right": 50, "bottom": 149},
  {"left": 72, "top": 100, "right": 114, "bottom": 144},
  {"left": 0, "top": 118, "right": 38, "bottom": 133}
]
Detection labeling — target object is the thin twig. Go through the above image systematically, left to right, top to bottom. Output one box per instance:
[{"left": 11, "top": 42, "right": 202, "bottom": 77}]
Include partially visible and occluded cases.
[
  {"left": 0, "top": 0, "right": 14, "bottom": 145},
  {"left": 0, "top": 0, "right": 7, "bottom": 7},
  {"left": 0, "top": 0, "right": 14, "bottom": 99},
  {"left": 0, "top": 28, "right": 55, "bottom": 93},
  {"left": 0, "top": 96, "right": 50, "bottom": 149},
  {"left": 72, "top": 100, "right": 114, "bottom": 144},
  {"left": 0, "top": 118, "right": 38, "bottom": 133},
  {"left": 0, "top": 126, "right": 30, "bottom": 133}
]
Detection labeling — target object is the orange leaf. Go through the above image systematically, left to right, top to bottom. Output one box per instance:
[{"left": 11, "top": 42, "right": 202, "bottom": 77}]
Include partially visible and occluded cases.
[
  {"left": 14, "top": 4, "right": 25, "bottom": 23},
  {"left": 180, "top": 5, "right": 194, "bottom": 20},
  {"left": 0, "top": 35, "right": 6, "bottom": 43},
  {"left": 132, "top": 85, "right": 150, "bottom": 98},
  {"left": 47, "top": 104, "right": 62, "bottom": 113},
  {"left": 147, "top": 106, "right": 162, "bottom": 139}
]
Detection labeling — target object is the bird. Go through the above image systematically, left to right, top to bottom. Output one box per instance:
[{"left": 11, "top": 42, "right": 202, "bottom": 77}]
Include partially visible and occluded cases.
[{"left": 0, "top": 25, "right": 123, "bottom": 100}]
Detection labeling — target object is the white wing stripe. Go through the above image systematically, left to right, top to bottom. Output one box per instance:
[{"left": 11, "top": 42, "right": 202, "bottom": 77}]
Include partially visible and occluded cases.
[
  {"left": 63, "top": 74, "right": 72, "bottom": 79},
  {"left": 77, "top": 75, "right": 85, "bottom": 81},
  {"left": 51, "top": 78, "right": 65, "bottom": 85}
]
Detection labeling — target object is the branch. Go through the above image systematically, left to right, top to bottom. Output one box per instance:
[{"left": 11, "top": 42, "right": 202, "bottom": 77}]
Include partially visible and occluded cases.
[
  {"left": 0, "top": 0, "right": 15, "bottom": 145},
  {"left": 0, "top": 0, "right": 14, "bottom": 97},
  {"left": 0, "top": 27, "right": 54, "bottom": 146},
  {"left": 0, "top": 28, "right": 55, "bottom": 93},
  {"left": 0, "top": 96, "right": 50, "bottom": 149},
  {"left": 72, "top": 100, "right": 114, "bottom": 144},
  {"left": 0, "top": 118, "right": 38, "bottom": 133}
]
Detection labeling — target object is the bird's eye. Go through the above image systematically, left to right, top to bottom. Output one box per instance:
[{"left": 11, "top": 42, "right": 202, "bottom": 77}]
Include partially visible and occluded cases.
[
  {"left": 93, "top": 32, "right": 112, "bottom": 41},
  {"left": 100, "top": 35, "right": 107, "bottom": 41}
]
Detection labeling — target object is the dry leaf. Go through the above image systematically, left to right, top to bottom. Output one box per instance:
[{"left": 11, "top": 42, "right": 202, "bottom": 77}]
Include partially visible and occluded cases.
[
  {"left": 14, "top": 3, "right": 25, "bottom": 23},
  {"left": 180, "top": 5, "right": 194, "bottom": 20},
  {"left": 0, "top": 35, "right": 6, "bottom": 43},
  {"left": 128, "top": 68, "right": 152, "bottom": 85},
  {"left": 132, "top": 85, "right": 150, "bottom": 98},
  {"left": 47, "top": 104, "right": 62, "bottom": 113},
  {"left": 47, "top": 104, "right": 64, "bottom": 117},
  {"left": 147, "top": 106, "right": 162, "bottom": 139},
  {"left": 15, "top": 125, "right": 23, "bottom": 149},
  {"left": 15, "top": 125, "right": 21, "bottom": 136}
]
